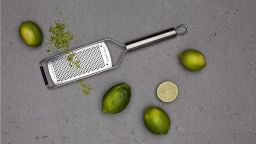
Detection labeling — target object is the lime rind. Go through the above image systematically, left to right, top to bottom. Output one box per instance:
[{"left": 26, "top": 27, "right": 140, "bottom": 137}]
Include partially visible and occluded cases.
[
  {"left": 19, "top": 21, "right": 43, "bottom": 47},
  {"left": 179, "top": 49, "right": 206, "bottom": 71},
  {"left": 102, "top": 83, "right": 131, "bottom": 114},
  {"left": 143, "top": 106, "right": 171, "bottom": 135}
]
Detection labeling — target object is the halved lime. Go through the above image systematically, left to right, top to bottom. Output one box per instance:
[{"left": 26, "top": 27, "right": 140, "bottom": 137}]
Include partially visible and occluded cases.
[{"left": 157, "top": 81, "right": 178, "bottom": 103}]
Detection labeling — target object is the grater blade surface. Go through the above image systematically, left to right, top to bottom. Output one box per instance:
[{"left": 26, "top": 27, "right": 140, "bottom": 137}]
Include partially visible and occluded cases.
[{"left": 47, "top": 42, "right": 112, "bottom": 86}]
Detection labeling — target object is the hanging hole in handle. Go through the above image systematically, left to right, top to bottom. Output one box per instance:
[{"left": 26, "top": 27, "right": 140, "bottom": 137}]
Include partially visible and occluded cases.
[{"left": 175, "top": 24, "right": 188, "bottom": 36}]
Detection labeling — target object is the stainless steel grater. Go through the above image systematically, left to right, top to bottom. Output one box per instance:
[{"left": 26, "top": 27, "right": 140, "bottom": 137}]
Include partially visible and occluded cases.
[{"left": 40, "top": 24, "right": 188, "bottom": 88}]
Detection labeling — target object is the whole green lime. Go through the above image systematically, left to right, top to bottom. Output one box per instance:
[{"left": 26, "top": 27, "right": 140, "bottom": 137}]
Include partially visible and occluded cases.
[
  {"left": 19, "top": 21, "right": 43, "bottom": 47},
  {"left": 179, "top": 49, "right": 206, "bottom": 71},
  {"left": 102, "top": 83, "right": 131, "bottom": 114},
  {"left": 143, "top": 106, "right": 171, "bottom": 135}
]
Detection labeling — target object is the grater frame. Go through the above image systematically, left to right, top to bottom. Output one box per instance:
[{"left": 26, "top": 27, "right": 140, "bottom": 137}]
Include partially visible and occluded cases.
[{"left": 40, "top": 38, "right": 127, "bottom": 88}]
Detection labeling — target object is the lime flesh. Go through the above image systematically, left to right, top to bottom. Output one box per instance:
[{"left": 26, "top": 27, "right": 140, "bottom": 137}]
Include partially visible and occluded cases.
[
  {"left": 179, "top": 49, "right": 206, "bottom": 71},
  {"left": 157, "top": 81, "right": 178, "bottom": 103},
  {"left": 143, "top": 106, "right": 171, "bottom": 135}
]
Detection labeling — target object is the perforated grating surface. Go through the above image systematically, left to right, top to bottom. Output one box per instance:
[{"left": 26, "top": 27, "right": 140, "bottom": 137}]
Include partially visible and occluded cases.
[{"left": 51, "top": 45, "right": 106, "bottom": 82}]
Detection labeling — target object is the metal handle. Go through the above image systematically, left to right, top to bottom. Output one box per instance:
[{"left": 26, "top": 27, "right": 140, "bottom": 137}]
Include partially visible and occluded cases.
[{"left": 125, "top": 24, "right": 188, "bottom": 51}]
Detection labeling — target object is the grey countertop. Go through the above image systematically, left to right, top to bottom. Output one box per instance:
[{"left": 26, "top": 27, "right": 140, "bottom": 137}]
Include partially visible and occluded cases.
[{"left": 1, "top": 0, "right": 256, "bottom": 144}]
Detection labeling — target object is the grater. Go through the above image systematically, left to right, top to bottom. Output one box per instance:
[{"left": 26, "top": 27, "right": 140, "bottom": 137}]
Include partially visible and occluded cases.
[{"left": 40, "top": 24, "right": 188, "bottom": 88}]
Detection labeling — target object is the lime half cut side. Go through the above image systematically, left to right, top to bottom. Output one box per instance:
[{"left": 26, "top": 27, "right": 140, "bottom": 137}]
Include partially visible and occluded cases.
[{"left": 157, "top": 81, "right": 178, "bottom": 103}]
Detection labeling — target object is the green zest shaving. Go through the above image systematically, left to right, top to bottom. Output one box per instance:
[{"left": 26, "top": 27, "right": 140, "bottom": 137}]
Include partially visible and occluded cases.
[
  {"left": 48, "top": 14, "right": 91, "bottom": 96},
  {"left": 48, "top": 19, "right": 80, "bottom": 68},
  {"left": 49, "top": 21, "right": 73, "bottom": 49},
  {"left": 65, "top": 50, "right": 80, "bottom": 68},
  {"left": 78, "top": 80, "right": 91, "bottom": 96}
]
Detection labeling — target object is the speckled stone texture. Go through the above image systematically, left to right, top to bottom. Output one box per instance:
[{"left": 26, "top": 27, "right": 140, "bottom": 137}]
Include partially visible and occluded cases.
[{"left": 1, "top": 0, "right": 256, "bottom": 144}]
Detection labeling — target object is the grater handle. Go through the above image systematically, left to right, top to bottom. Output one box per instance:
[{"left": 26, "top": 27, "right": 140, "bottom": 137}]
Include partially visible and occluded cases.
[{"left": 125, "top": 24, "right": 187, "bottom": 51}]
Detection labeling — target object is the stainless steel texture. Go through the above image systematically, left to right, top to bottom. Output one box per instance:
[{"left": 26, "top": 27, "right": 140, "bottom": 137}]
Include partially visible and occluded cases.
[
  {"left": 125, "top": 24, "right": 187, "bottom": 51},
  {"left": 40, "top": 39, "right": 127, "bottom": 88},
  {"left": 40, "top": 41, "right": 112, "bottom": 88}
]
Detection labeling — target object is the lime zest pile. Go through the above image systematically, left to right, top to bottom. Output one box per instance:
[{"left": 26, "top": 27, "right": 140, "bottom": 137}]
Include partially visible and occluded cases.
[
  {"left": 48, "top": 14, "right": 90, "bottom": 96},
  {"left": 48, "top": 19, "right": 81, "bottom": 68},
  {"left": 49, "top": 21, "right": 73, "bottom": 49},
  {"left": 64, "top": 50, "right": 80, "bottom": 68},
  {"left": 77, "top": 80, "right": 91, "bottom": 96}
]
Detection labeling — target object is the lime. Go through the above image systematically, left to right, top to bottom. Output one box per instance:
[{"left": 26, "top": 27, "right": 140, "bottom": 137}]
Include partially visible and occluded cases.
[
  {"left": 19, "top": 21, "right": 43, "bottom": 47},
  {"left": 179, "top": 49, "right": 206, "bottom": 71},
  {"left": 157, "top": 81, "right": 178, "bottom": 103},
  {"left": 102, "top": 83, "right": 131, "bottom": 114},
  {"left": 143, "top": 106, "right": 171, "bottom": 135}
]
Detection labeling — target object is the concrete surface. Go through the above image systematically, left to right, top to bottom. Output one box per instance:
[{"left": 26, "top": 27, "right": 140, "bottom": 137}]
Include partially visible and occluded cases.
[{"left": 1, "top": 0, "right": 256, "bottom": 144}]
